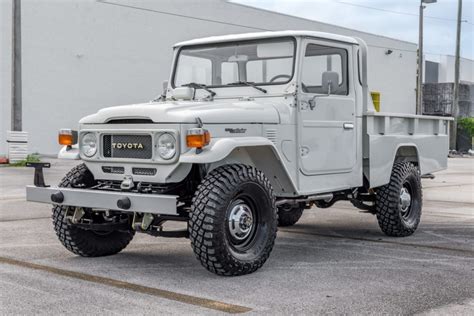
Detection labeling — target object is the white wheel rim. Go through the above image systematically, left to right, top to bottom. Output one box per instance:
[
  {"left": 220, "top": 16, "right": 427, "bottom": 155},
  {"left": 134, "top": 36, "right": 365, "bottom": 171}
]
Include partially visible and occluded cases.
[{"left": 228, "top": 202, "right": 254, "bottom": 241}]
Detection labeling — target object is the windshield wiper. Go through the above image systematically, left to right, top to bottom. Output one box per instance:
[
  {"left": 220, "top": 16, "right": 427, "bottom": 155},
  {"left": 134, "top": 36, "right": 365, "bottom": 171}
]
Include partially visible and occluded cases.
[
  {"left": 227, "top": 81, "right": 267, "bottom": 93},
  {"left": 182, "top": 82, "right": 216, "bottom": 97}
]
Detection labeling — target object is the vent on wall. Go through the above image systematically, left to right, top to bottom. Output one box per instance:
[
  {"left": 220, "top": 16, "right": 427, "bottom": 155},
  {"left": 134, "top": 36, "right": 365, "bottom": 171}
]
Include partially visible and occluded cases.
[{"left": 265, "top": 129, "right": 277, "bottom": 144}]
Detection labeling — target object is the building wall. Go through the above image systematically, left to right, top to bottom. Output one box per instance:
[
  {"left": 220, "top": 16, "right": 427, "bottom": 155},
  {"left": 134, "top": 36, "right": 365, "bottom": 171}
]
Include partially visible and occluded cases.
[
  {"left": 0, "top": 0, "right": 13, "bottom": 157},
  {"left": 1, "top": 0, "right": 418, "bottom": 155},
  {"left": 438, "top": 55, "right": 474, "bottom": 84},
  {"left": 425, "top": 60, "right": 439, "bottom": 84}
]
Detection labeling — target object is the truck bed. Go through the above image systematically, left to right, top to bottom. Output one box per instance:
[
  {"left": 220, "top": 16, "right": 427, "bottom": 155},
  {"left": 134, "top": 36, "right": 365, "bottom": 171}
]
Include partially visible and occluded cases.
[{"left": 364, "top": 112, "right": 452, "bottom": 188}]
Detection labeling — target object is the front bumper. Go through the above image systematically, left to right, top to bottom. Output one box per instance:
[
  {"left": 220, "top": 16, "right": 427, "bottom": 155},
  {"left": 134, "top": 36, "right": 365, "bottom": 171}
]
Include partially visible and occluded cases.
[{"left": 26, "top": 185, "right": 178, "bottom": 215}]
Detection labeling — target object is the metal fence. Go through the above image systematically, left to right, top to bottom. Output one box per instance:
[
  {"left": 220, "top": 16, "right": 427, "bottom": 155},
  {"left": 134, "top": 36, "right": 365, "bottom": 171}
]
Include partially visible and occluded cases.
[{"left": 423, "top": 83, "right": 473, "bottom": 151}]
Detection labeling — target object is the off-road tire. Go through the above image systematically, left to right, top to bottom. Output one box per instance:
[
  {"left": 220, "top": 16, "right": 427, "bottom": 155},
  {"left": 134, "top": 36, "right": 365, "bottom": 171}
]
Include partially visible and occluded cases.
[
  {"left": 376, "top": 162, "right": 422, "bottom": 237},
  {"left": 52, "top": 163, "right": 134, "bottom": 257},
  {"left": 189, "top": 164, "right": 277, "bottom": 276},
  {"left": 277, "top": 204, "right": 304, "bottom": 227}
]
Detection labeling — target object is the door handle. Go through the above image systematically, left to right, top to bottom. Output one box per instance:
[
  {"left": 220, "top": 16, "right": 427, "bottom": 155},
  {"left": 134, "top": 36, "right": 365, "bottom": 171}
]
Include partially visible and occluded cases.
[{"left": 343, "top": 123, "right": 354, "bottom": 130}]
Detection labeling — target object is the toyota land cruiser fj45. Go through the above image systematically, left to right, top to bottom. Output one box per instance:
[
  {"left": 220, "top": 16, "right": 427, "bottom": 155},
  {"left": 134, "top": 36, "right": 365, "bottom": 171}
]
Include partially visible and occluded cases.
[{"left": 26, "top": 31, "right": 452, "bottom": 276}]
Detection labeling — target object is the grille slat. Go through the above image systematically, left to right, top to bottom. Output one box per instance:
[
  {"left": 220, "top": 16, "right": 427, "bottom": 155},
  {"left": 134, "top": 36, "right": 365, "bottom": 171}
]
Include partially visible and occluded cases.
[
  {"left": 266, "top": 129, "right": 277, "bottom": 144},
  {"left": 102, "top": 134, "right": 152, "bottom": 159},
  {"left": 103, "top": 135, "right": 112, "bottom": 157},
  {"left": 102, "top": 166, "right": 125, "bottom": 174},
  {"left": 132, "top": 168, "right": 157, "bottom": 176}
]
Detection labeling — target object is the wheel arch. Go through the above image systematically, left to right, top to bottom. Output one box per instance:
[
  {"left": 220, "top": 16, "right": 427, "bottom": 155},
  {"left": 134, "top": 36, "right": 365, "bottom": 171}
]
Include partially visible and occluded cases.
[
  {"left": 179, "top": 137, "right": 297, "bottom": 195},
  {"left": 368, "top": 143, "right": 420, "bottom": 189},
  {"left": 393, "top": 144, "right": 420, "bottom": 167},
  {"left": 209, "top": 146, "right": 297, "bottom": 195}
]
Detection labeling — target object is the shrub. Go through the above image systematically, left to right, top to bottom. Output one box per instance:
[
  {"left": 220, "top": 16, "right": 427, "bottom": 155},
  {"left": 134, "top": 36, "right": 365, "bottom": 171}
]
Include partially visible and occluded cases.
[
  {"left": 458, "top": 117, "right": 474, "bottom": 137},
  {"left": 9, "top": 154, "right": 41, "bottom": 167}
]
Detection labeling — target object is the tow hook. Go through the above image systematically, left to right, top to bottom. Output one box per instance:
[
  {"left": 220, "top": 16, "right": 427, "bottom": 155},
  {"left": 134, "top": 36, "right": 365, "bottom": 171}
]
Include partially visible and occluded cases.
[{"left": 120, "top": 175, "right": 134, "bottom": 190}]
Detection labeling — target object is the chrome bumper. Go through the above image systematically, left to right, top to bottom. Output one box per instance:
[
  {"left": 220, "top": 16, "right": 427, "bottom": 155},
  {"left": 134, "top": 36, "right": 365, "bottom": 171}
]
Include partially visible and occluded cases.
[{"left": 26, "top": 185, "right": 178, "bottom": 215}]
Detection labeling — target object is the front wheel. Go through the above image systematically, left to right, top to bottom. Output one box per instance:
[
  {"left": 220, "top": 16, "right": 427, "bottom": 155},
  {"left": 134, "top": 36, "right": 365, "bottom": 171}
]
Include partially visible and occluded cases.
[
  {"left": 375, "top": 162, "right": 422, "bottom": 237},
  {"left": 52, "top": 164, "right": 134, "bottom": 257},
  {"left": 189, "top": 165, "right": 277, "bottom": 276}
]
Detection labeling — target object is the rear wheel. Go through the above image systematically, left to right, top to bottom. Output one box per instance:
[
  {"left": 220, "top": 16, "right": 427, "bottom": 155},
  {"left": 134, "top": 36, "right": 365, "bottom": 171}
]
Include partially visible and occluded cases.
[
  {"left": 375, "top": 162, "right": 422, "bottom": 237},
  {"left": 52, "top": 164, "right": 134, "bottom": 257},
  {"left": 189, "top": 164, "right": 277, "bottom": 276},
  {"left": 277, "top": 204, "right": 304, "bottom": 227}
]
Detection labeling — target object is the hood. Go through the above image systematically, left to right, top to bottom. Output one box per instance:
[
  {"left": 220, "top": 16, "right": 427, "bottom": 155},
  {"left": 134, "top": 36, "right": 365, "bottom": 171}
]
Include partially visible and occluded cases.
[{"left": 79, "top": 100, "right": 280, "bottom": 124}]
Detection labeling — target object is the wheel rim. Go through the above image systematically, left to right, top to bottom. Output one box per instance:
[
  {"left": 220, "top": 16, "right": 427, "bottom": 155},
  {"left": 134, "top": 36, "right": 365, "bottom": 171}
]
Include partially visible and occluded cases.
[
  {"left": 399, "top": 185, "right": 412, "bottom": 220},
  {"left": 226, "top": 197, "right": 258, "bottom": 251}
]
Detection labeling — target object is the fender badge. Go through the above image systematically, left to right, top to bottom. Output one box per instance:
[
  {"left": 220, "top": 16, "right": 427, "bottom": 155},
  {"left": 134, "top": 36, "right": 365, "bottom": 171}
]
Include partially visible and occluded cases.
[{"left": 225, "top": 128, "right": 247, "bottom": 134}]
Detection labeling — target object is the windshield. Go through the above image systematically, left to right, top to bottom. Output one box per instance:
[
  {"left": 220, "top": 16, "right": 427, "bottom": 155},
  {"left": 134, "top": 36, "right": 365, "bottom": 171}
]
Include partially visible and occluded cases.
[{"left": 173, "top": 37, "right": 295, "bottom": 88}]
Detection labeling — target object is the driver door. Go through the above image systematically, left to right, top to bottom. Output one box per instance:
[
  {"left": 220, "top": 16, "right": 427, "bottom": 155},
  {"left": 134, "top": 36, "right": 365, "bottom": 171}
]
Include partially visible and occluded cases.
[{"left": 298, "top": 39, "right": 356, "bottom": 176}]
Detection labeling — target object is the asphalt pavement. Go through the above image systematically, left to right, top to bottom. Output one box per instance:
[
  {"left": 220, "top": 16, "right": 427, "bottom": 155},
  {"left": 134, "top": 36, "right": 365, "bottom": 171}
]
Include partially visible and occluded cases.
[{"left": 0, "top": 158, "right": 473, "bottom": 315}]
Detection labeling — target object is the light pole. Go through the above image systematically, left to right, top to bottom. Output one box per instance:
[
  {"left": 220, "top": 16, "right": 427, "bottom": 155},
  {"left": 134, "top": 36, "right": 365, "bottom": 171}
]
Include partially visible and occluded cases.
[
  {"left": 11, "top": 0, "right": 22, "bottom": 131},
  {"left": 417, "top": 0, "right": 437, "bottom": 115},
  {"left": 450, "top": 0, "right": 462, "bottom": 150}
]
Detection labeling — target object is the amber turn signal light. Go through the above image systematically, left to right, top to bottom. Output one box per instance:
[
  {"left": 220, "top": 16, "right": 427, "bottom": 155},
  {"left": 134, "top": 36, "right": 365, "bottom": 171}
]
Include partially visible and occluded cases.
[
  {"left": 186, "top": 128, "right": 210, "bottom": 148},
  {"left": 58, "top": 129, "right": 78, "bottom": 146}
]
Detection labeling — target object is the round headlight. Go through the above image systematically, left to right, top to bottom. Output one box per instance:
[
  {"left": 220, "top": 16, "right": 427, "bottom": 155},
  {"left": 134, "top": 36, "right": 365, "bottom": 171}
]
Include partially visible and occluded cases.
[
  {"left": 81, "top": 133, "right": 97, "bottom": 157},
  {"left": 157, "top": 133, "right": 176, "bottom": 160}
]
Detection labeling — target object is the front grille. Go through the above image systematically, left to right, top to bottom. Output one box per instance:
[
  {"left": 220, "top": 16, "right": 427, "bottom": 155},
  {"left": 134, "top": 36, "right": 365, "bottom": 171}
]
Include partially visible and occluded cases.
[
  {"left": 103, "top": 134, "right": 153, "bottom": 159},
  {"left": 102, "top": 166, "right": 125, "bottom": 174},
  {"left": 132, "top": 167, "right": 157, "bottom": 176}
]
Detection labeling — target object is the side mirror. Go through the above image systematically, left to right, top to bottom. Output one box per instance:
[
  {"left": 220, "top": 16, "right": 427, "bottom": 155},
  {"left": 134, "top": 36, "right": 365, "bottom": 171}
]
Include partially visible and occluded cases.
[
  {"left": 308, "top": 71, "right": 339, "bottom": 110},
  {"left": 321, "top": 71, "right": 339, "bottom": 95},
  {"left": 150, "top": 80, "right": 169, "bottom": 102},
  {"left": 162, "top": 80, "right": 169, "bottom": 96},
  {"left": 171, "top": 87, "right": 194, "bottom": 100}
]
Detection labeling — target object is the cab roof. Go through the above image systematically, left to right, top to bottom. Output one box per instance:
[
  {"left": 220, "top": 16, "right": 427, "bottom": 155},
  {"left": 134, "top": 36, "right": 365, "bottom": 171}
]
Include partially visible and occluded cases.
[{"left": 174, "top": 30, "right": 359, "bottom": 47}]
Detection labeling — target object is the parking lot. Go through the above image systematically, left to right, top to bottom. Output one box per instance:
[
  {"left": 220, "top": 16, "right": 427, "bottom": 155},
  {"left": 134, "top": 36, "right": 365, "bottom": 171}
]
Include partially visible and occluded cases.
[{"left": 0, "top": 158, "right": 473, "bottom": 315}]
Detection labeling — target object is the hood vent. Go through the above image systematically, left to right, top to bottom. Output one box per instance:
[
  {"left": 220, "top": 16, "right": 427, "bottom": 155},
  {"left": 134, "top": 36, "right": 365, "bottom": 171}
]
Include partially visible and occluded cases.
[{"left": 266, "top": 129, "right": 277, "bottom": 144}]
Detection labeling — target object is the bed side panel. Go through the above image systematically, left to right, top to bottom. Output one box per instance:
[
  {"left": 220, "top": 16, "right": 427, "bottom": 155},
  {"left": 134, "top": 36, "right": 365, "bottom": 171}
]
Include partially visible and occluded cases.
[{"left": 365, "top": 114, "right": 450, "bottom": 188}]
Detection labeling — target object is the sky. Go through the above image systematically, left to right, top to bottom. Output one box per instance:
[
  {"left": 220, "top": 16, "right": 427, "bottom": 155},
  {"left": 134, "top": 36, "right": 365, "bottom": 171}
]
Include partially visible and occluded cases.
[{"left": 232, "top": 0, "right": 474, "bottom": 61}]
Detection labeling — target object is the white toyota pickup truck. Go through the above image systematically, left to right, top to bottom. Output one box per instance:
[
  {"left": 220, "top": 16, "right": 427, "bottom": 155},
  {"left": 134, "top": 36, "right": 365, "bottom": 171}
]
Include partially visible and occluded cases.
[{"left": 26, "top": 31, "right": 452, "bottom": 276}]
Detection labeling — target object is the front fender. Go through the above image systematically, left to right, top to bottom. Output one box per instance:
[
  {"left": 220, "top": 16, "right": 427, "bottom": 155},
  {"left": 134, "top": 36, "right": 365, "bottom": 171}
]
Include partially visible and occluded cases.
[
  {"left": 179, "top": 137, "right": 275, "bottom": 164},
  {"left": 179, "top": 137, "right": 297, "bottom": 195}
]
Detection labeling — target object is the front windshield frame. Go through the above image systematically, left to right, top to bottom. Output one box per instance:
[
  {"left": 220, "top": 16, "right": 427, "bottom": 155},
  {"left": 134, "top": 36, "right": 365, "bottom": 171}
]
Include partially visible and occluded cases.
[{"left": 171, "top": 36, "right": 297, "bottom": 89}]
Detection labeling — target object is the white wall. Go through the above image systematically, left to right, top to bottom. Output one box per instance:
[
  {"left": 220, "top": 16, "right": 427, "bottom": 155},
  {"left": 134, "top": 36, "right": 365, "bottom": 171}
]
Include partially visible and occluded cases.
[
  {"left": 0, "top": 0, "right": 13, "bottom": 157},
  {"left": 1, "top": 0, "right": 418, "bottom": 155},
  {"left": 438, "top": 55, "right": 474, "bottom": 83}
]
